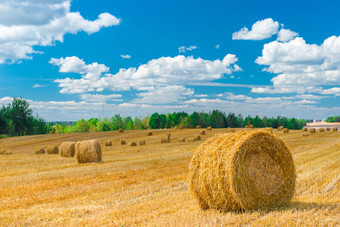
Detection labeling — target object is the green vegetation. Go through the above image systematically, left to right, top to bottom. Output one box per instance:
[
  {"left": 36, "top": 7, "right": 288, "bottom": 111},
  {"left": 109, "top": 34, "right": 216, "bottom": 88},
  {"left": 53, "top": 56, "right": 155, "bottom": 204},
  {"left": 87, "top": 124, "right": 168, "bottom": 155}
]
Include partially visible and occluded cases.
[{"left": 326, "top": 116, "right": 340, "bottom": 123}]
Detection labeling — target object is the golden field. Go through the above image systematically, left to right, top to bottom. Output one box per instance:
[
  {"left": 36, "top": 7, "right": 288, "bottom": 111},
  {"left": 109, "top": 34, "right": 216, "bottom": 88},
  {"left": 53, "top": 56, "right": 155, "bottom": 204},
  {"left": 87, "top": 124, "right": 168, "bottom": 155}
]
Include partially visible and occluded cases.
[{"left": 0, "top": 128, "right": 339, "bottom": 226}]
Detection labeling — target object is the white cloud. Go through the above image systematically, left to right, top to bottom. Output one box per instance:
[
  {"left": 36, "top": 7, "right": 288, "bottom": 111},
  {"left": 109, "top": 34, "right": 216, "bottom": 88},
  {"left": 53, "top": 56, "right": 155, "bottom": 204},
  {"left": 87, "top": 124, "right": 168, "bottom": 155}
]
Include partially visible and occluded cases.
[
  {"left": 0, "top": 0, "right": 120, "bottom": 63},
  {"left": 232, "top": 18, "right": 279, "bottom": 40},
  {"left": 277, "top": 28, "right": 298, "bottom": 42},
  {"left": 253, "top": 36, "right": 340, "bottom": 94},
  {"left": 215, "top": 44, "right": 221, "bottom": 49},
  {"left": 178, "top": 46, "right": 198, "bottom": 53},
  {"left": 53, "top": 54, "right": 242, "bottom": 94},
  {"left": 120, "top": 54, "right": 131, "bottom": 59},
  {"left": 33, "top": 84, "right": 47, "bottom": 88},
  {"left": 321, "top": 87, "right": 340, "bottom": 96},
  {"left": 79, "top": 94, "right": 122, "bottom": 102},
  {"left": 194, "top": 94, "right": 209, "bottom": 97}
]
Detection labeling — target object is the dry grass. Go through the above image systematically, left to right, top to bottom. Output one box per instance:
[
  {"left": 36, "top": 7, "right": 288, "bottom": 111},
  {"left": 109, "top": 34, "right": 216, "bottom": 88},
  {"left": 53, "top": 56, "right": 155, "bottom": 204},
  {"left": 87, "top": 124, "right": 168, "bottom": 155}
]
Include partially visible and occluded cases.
[{"left": 0, "top": 128, "right": 339, "bottom": 226}]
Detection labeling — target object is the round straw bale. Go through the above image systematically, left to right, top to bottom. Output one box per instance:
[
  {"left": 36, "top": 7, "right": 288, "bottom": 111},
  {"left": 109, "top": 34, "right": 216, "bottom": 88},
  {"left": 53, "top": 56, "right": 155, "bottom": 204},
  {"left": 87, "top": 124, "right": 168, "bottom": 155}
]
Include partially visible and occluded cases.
[
  {"left": 196, "top": 125, "right": 201, "bottom": 129},
  {"left": 245, "top": 125, "right": 249, "bottom": 128},
  {"left": 249, "top": 125, "right": 254, "bottom": 128},
  {"left": 179, "top": 126, "right": 184, "bottom": 129},
  {"left": 207, "top": 126, "right": 212, "bottom": 131},
  {"left": 278, "top": 126, "right": 284, "bottom": 131},
  {"left": 333, "top": 127, "right": 338, "bottom": 131},
  {"left": 118, "top": 128, "right": 124, "bottom": 133},
  {"left": 283, "top": 128, "right": 289, "bottom": 133},
  {"left": 302, "top": 128, "right": 308, "bottom": 132},
  {"left": 310, "top": 128, "right": 316, "bottom": 133},
  {"left": 319, "top": 128, "right": 325, "bottom": 132},
  {"left": 326, "top": 128, "right": 330, "bottom": 131},
  {"left": 230, "top": 129, "right": 236, "bottom": 132},
  {"left": 49, "top": 130, "right": 55, "bottom": 134},
  {"left": 200, "top": 130, "right": 206, "bottom": 135},
  {"left": 146, "top": 131, "right": 153, "bottom": 136},
  {"left": 189, "top": 131, "right": 296, "bottom": 211},
  {"left": 302, "top": 132, "right": 309, "bottom": 137},
  {"left": 196, "top": 135, "right": 201, "bottom": 141},
  {"left": 161, "top": 136, "right": 170, "bottom": 143},
  {"left": 187, "top": 137, "right": 197, "bottom": 142},
  {"left": 178, "top": 138, "right": 185, "bottom": 142},
  {"left": 75, "top": 139, "right": 102, "bottom": 164},
  {"left": 120, "top": 139, "right": 126, "bottom": 145},
  {"left": 139, "top": 140, "right": 146, "bottom": 145},
  {"left": 105, "top": 141, "right": 112, "bottom": 146},
  {"left": 60, "top": 142, "right": 75, "bottom": 157},
  {"left": 130, "top": 142, "right": 137, "bottom": 146},
  {"left": 46, "top": 146, "right": 59, "bottom": 154},
  {"left": 35, "top": 148, "right": 46, "bottom": 155},
  {"left": 0, "top": 150, "right": 5, "bottom": 155},
  {"left": 4, "top": 151, "right": 12, "bottom": 155}
]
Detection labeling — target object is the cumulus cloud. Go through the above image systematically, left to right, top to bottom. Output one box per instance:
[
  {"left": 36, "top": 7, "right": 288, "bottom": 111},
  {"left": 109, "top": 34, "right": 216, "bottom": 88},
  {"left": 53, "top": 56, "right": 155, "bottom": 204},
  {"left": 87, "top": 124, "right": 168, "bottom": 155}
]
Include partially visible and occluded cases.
[
  {"left": 0, "top": 0, "right": 120, "bottom": 63},
  {"left": 232, "top": 18, "right": 279, "bottom": 40},
  {"left": 277, "top": 28, "right": 298, "bottom": 42},
  {"left": 253, "top": 36, "right": 340, "bottom": 94},
  {"left": 215, "top": 44, "right": 221, "bottom": 49},
  {"left": 178, "top": 46, "right": 198, "bottom": 53},
  {"left": 53, "top": 54, "right": 242, "bottom": 94},
  {"left": 120, "top": 54, "right": 131, "bottom": 59},
  {"left": 321, "top": 87, "right": 340, "bottom": 96},
  {"left": 79, "top": 93, "right": 122, "bottom": 102}
]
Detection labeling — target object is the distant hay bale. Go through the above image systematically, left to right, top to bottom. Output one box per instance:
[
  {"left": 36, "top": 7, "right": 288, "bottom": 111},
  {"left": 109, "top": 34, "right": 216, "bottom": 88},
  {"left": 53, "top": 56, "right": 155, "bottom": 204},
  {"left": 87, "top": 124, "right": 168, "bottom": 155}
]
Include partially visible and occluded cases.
[
  {"left": 245, "top": 125, "right": 249, "bottom": 128},
  {"left": 249, "top": 125, "right": 254, "bottom": 128},
  {"left": 179, "top": 126, "right": 184, "bottom": 129},
  {"left": 196, "top": 126, "right": 201, "bottom": 129},
  {"left": 207, "top": 126, "right": 212, "bottom": 131},
  {"left": 278, "top": 126, "right": 284, "bottom": 131},
  {"left": 333, "top": 127, "right": 338, "bottom": 131},
  {"left": 118, "top": 128, "right": 124, "bottom": 133},
  {"left": 283, "top": 128, "right": 289, "bottom": 133},
  {"left": 302, "top": 128, "right": 308, "bottom": 132},
  {"left": 310, "top": 128, "right": 316, "bottom": 133},
  {"left": 319, "top": 128, "right": 325, "bottom": 132},
  {"left": 326, "top": 128, "right": 330, "bottom": 131},
  {"left": 230, "top": 129, "right": 236, "bottom": 132},
  {"left": 49, "top": 130, "right": 55, "bottom": 134},
  {"left": 200, "top": 130, "right": 206, "bottom": 135},
  {"left": 146, "top": 131, "right": 153, "bottom": 136},
  {"left": 189, "top": 131, "right": 296, "bottom": 211},
  {"left": 302, "top": 132, "right": 309, "bottom": 137},
  {"left": 161, "top": 133, "right": 171, "bottom": 143},
  {"left": 196, "top": 135, "right": 201, "bottom": 141},
  {"left": 187, "top": 137, "right": 197, "bottom": 142},
  {"left": 178, "top": 138, "right": 185, "bottom": 142},
  {"left": 75, "top": 139, "right": 102, "bottom": 164},
  {"left": 120, "top": 139, "right": 126, "bottom": 145},
  {"left": 139, "top": 140, "right": 146, "bottom": 145},
  {"left": 105, "top": 141, "right": 112, "bottom": 146},
  {"left": 60, "top": 142, "right": 75, "bottom": 157},
  {"left": 130, "top": 142, "right": 137, "bottom": 146},
  {"left": 46, "top": 146, "right": 59, "bottom": 154},
  {"left": 35, "top": 148, "right": 46, "bottom": 155},
  {"left": 0, "top": 150, "right": 5, "bottom": 155},
  {"left": 4, "top": 151, "right": 12, "bottom": 155}
]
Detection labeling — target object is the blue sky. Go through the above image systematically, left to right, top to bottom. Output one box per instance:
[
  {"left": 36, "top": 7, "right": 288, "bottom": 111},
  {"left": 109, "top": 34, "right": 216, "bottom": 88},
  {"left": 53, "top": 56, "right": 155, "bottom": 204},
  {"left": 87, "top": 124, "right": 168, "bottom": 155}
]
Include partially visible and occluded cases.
[{"left": 0, "top": 0, "right": 339, "bottom": 121}]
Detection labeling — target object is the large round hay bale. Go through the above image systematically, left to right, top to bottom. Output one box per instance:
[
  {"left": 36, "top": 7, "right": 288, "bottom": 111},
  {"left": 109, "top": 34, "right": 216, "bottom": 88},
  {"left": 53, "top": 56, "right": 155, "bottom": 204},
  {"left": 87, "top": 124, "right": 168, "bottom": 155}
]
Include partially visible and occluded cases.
[
  {"left": 196, "top": 125, "right": 201, "bottom": 129},
  {"left": 179, "top": 126, "right": 184, "bottom": 130},
  {"left": 207, "top": 126, "right": 212, "bottom": 131},
  {"left": 333, "top": 127, "right": 338, "bottom": 131},
  {"left": 118, "top": 128, "right": 124, "bottom": 133},
  {"left": 283, "top": 128, "right": 289, "bottom": 133},
  {"left": 302, "top": 128, "right": 308, "bottom": 132},
  {"left": 310, "top": 128, "right": 316, "bottom": 133},
  {"left": 319, "top": 128, "right": 325, "bottom": 132},
  {"left": 326, "top": 128, "right": 330, "bottom": 131},
  {"left": 200, "top": 130, "right": 206, "bottom": 135},
  {"left": 146, "top": 131, "right": 153, "bottom": 136},
  {"left": 189, "top": 131, "right": 295, "bottom": 211},
  {"left": 302, "top": 132, "right": 309, "bottom": 137},
  {"left": 75, "top": 139, "right": 102, "bottom": 164},
  {"left": 120, "top": 139, "right": 126, "bottom": 145},
  {"left": 139, "top": 140, "right": 146, "bottom": 145},
  {"left": 105, "top": 141, "right": 112, "bottom": 146},
  {"left": 60, "top": 142, "right": 75, "bottom": 157},
  {"left": 130, "top": 142, "right": 137, "bottom": 146},
  {"left": 46, "top": 146, "right": 59, "bottom": 154},
  {"left": 35, "top": 148, "right": 46, "bottom": 155}
]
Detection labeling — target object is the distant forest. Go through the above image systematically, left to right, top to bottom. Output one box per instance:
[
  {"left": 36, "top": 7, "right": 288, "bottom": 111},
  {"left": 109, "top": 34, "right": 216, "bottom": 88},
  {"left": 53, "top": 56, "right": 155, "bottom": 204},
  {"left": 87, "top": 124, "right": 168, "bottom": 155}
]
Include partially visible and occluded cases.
[{"left": 2, "top": 98, "right": 338, "bottom": 137}]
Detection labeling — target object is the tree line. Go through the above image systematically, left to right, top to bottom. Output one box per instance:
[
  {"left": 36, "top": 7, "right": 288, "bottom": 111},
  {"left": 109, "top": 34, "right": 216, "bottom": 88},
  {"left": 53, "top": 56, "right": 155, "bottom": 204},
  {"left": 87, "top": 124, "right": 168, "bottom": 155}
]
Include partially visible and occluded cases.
[
  {"left": 0, "top": 98, "right": 307, "bottom": 137},
  {"left": 326, "top": 116, "right": 340, "bottom": 123}
]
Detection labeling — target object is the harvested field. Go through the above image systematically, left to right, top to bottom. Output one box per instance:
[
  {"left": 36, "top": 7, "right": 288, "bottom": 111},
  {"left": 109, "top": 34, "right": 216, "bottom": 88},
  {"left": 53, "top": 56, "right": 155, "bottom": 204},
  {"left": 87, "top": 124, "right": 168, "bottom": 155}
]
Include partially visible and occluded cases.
[{"left": 0, "top": 128, "right": 339, "bottom": 226}]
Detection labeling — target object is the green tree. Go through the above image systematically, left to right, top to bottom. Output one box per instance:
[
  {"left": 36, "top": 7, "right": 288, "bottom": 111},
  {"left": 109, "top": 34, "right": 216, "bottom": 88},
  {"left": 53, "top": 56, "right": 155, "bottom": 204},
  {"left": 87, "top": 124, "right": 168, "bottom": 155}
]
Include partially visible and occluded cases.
[
  {"left": 149, "top": 113, "right": 160, "bottom": 129},
  {"left": 133, "top": 117, "right": 142, "bottom": 130},
  {"left": 76, "top": 119, "right": 90, "bottom": 132}
]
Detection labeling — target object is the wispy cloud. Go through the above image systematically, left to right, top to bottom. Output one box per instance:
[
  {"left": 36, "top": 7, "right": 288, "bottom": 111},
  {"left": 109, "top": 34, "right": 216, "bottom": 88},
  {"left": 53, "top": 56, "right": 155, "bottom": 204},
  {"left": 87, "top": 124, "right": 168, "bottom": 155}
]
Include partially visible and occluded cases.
[
  {"left": 120, "top": 54, "right": 131, "bottom": 59},
  {"left": 33, "top": 84, "right": 47, "bottom": 88}
]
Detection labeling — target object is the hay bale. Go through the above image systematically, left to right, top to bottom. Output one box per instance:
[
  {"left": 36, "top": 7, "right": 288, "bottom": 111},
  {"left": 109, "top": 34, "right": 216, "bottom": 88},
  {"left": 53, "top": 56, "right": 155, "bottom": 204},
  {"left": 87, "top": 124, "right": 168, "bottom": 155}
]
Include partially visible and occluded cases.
[
  {"left": 245, "top": 125, "right": 249, "bottom": 128},
  {"left": 249, "top": 125, "right": 254, "bottom": 128},
  {"left": 179, "top": 126, "right": 184, "bottom": 129},
  {"left": 196, "top": 126, "right": 201, "bottom": 129},
  {"left": 207, "top": 126, "right": 212, "bottom": 131},
  {"left": 278, "top": 126, "right": 284, "bottom": 131},
  {"left": 333, "top": 127, "right": 338, "bottom": 131},
  {"left": 118, "top": 128, "right": 124, "bottom": 133},
  {"left": 283, "top": 128, "right": 289, "bottom": 133},
  {"left": 302, "top": 128, "right": 308, "bottom": 132},
  {"left": 310, "top": 128, "right": 316, "bottom": 133},
  {"left": 319, "top": 128, "right": 325, "bottom": 132},
  {"left": 326, "top": 128, "right": 330, "bottom": 131},
  {"left": 230, "top": 129, "right": 236, "bottom": 132},
  {"left": 49, "top": 130, "right": 55, "bottom": 134},
  {"left": 200, "top": 130, "right": 206, "bottom": 135},
  {"left": 146, "top": 131, "right": 153, "bottom": 136},
  {"left": 189, "top": 131, "right": 296, "bottom": 211},
  {"left": 302, "top": 132, "right": 309, "bottom": 137},
  {"left": 196, "top": 135, "right": 201, "bottom": 141},
  {"left": 187, "top": 137, "right": 197, "bottom": 142},
  {"left": 178, "top": 138, "right": 185, "bottom": 142},
  {"left": 75, "top": 139, "right": 102, "bottom": 164},
  {"left": 120, "top": 139, "right": 126, "bottom": 145},
  {"left": 139, "top": 140, "right": 146, "bottom": 145},
  {"left": 105, "top": 141, "right": 112, "bottom": 146},
  {"left": 60, "top": 142, "right": 75, "bottom": 157},
  {"left": 130, "top": 142, "right": 137, "bottom": 146},
  {"left": 46, "top": 146, "right": 59, "bottom": 154},
  {"left": 35, "top": 148, "right": 46, "bottom": 155},
  {"left": 0, "top": 150, "right": 5, "bottom": 155},
  {"left": 4, "top": 151, "right": 12, "bottom": 155}
]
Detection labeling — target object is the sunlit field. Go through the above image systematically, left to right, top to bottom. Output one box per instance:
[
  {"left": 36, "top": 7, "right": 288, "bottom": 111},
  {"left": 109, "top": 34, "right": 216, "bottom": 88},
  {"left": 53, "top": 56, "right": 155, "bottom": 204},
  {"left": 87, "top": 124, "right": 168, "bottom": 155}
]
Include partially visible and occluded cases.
[{"left": 0, "top": 128, "right": 339, "bottom": 226}]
